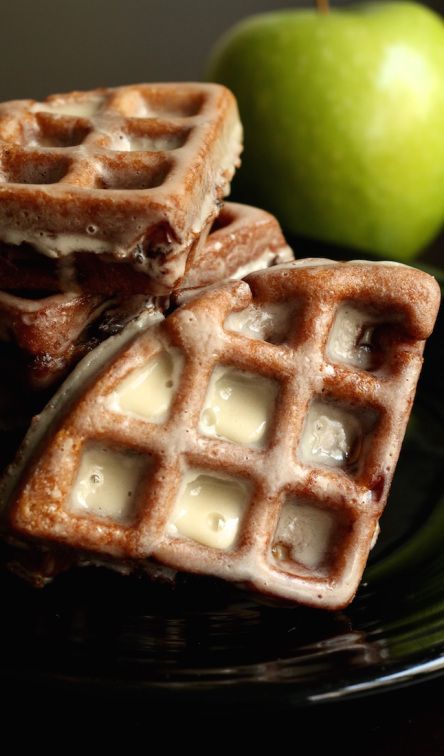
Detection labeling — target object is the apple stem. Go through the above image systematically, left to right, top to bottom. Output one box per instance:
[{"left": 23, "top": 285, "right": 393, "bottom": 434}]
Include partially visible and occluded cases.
[{"left": 315, "top": 0, "right": 330, "bottom": 13}]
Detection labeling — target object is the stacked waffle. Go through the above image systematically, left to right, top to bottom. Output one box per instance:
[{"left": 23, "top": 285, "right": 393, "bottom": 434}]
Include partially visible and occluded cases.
[
  {"left": 0, "top": 83, "right": 291, "bottom": 434},
  {"left": 0, "top": 84, "right": 440, "bottom": 609}
]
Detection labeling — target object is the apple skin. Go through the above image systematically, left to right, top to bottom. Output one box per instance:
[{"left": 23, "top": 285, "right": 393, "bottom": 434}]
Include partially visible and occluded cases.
[{"left": 208, "top": 2, "right": 444, "bottom": 261}]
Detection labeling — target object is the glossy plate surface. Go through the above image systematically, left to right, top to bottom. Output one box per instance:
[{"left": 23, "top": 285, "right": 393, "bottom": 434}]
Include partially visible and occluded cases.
[{"left": 0, "top": 266, "right": 443, "bottom": 705}]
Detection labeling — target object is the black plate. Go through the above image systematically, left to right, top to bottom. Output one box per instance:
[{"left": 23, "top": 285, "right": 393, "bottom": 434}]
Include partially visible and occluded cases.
[{"left": 0, "top": 263, "right": 443, "bottom": 706}]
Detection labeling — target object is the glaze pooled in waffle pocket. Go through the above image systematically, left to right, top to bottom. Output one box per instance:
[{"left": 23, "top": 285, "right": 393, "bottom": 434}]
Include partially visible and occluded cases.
[{"left": 0, "top": 260, "right": 440, "bottom": 608}]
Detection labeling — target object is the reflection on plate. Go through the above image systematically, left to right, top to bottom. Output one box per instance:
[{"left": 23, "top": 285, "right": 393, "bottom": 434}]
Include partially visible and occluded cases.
[{"left": 0, "top": 265, "right": 443, "bottom": 705}]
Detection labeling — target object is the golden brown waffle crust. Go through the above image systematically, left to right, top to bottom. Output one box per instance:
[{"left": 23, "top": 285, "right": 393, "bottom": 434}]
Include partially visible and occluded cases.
[
  {"left": 0, "top": 83, "right": 242, "bottom": 291},
  {"left": 0, "top": 260, "right": 440, "bottom": 609}
]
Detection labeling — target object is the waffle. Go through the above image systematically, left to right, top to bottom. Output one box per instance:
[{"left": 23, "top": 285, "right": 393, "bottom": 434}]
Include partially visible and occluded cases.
[
  {"left": 0, "top": 83, "right": 242, "bottom": 293},
  {"left": 0, "top": 202, "right": 292, "bottom": 294},
  {"left": 180, "top": 202, "right": 293, "bottom": 288},
  {"left": 0, "top": 203, "right": 292, "bottom": 389},
  {"left": 1, "top": 260, "right": 439, "bottom": 608},
  {"left": 0, "top": 290, "right": 167, "bottom": 390},
  {"left": 0, "top": 291, "right": 106, "bottom": 389},
  {"left": 0, "top": 306, "right": 165, "bottom": 484}
]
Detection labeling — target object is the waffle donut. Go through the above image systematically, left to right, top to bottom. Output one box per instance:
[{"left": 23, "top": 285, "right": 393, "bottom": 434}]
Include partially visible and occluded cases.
[{"left": 1, "top": 260, "right": 439, "bottom": 608}]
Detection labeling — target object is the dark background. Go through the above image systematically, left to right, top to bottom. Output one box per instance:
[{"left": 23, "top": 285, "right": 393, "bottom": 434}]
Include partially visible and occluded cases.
[{"left": 1, "top": 0, "right": 443, "bottom": 101}]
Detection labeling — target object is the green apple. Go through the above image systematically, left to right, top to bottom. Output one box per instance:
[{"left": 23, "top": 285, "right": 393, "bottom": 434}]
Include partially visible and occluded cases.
[{"left": 208, "top": 2, "right": 444, "bottom": 261}]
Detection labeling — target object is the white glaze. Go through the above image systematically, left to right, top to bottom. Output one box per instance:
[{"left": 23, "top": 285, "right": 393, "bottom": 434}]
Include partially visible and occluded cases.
[
  {"left": 32, "top": 97, "right": 104, "bottom": 118},
  {"left": 1, "top": 230, "right": 112, "bottom": 257},
  {"left": 232, "top": 245, "right": 293, "bottom": 280},
  {"left": 224, "top": 302, "right": 293, "bottom": 343},
  {"left": 327, "top": 304, "right": 378, "bottom": 370},
  {"left": 109, "top": 348, "right": 182, "bottom": 423},
  {"left": 200, "top": 367, "right": 278, "bottom": 447},
  {"left": 300, "top": 401, "right": 362, "bottom": 469},
  {"left": 70, "top": 445, "right": 147, "bottom": 521},
  {"left": 168, "top": 471, "right": 249, "bottom": 549},
  {"left": 273, "top": 500, "right": 336, "bottom": 570}
]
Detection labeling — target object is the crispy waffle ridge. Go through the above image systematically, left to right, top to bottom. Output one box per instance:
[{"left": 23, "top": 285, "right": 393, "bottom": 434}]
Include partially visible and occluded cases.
[
  {"left": 0, "top": 83, "right": 242, "bottom": 292},
  {"left": 0, "top": 202, "right": 292, "bottom": 294},
  {"left": 0, "top": 260, "right": 440, "bottom": 608}
]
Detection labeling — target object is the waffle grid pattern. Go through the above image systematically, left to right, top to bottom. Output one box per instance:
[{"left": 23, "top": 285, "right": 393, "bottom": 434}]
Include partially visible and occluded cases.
[
  {"left": 0, "top": 83, "right": 242, "bottom": 290},
  {"left": 8, "top": 262, "right": 440, "bottom": 608}
]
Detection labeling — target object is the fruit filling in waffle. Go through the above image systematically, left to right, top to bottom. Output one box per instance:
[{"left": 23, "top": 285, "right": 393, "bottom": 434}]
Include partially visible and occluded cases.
[
  {"left": 0, "top": 83, "right": 243, "bottom": 293},
  {"left": 0, "top": 260, "right": 439, "bottom": 608}
]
